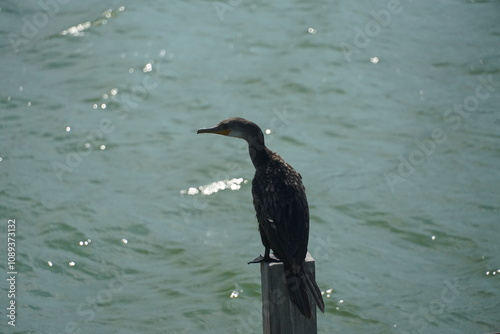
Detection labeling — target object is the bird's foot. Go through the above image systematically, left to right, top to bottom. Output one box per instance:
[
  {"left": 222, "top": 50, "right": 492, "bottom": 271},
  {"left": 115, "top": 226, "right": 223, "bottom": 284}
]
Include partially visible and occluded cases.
[
  {"left": 247, "top": 254, "right": 280, "bottom": 264},
  {"left": 247, "top": 255, "right": 265, "bottom": 264}
]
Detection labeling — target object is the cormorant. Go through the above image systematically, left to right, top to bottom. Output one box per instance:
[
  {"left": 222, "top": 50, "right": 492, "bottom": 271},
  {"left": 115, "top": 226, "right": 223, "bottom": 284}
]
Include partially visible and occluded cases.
[{"left": 197, "top": 117, "right": 325, "bottom": 319}]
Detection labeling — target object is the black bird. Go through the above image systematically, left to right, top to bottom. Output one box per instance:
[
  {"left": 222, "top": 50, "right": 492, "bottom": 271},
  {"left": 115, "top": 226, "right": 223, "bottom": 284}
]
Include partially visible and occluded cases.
[{"left": 197, "top": 117, "right": 325, "bottom": 319}]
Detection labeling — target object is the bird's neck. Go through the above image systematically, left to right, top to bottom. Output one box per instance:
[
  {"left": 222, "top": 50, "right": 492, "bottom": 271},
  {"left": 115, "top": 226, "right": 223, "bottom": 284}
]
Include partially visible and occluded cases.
[{"left": 247, "top": 137, "right": 270, "bottom": 169}]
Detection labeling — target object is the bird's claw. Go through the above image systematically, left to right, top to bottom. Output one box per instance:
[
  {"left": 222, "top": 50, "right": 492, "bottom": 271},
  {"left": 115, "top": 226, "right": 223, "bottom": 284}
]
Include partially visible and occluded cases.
[
  {"left": 247, "top": 254, "right": 280, "bottom": 264},
  {"left": 247, "top": 255, "right": 265, "bottom": 264}
]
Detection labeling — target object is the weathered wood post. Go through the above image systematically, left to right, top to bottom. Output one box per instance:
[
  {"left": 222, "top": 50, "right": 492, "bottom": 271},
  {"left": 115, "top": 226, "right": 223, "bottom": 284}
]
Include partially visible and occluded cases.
[{"left": 260, "top": 252, "right": 318, "bottom": 334}]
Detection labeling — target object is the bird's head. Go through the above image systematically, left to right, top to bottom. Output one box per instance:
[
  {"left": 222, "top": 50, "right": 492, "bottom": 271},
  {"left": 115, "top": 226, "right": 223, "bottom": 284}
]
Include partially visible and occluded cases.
[{"left": 197, "top": 117, "right": 263, "bottom": 144}]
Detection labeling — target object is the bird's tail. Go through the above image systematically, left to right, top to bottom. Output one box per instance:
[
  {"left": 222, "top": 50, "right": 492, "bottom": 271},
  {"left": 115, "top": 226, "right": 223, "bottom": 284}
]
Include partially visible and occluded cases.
[{"left": 285, "top": 266, "right": 325, "bottom": 319}]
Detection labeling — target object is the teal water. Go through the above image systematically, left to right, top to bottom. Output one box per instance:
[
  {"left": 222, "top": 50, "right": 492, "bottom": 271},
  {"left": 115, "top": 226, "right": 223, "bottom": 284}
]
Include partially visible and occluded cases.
[{"left": 1, "top": 1, "right": 499, "bottom": 333}]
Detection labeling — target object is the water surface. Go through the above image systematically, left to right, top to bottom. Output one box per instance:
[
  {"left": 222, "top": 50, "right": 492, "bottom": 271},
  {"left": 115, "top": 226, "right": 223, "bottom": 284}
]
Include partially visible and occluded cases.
[{"left": 1, "top": 0, "right": 499, "bottom": 333}]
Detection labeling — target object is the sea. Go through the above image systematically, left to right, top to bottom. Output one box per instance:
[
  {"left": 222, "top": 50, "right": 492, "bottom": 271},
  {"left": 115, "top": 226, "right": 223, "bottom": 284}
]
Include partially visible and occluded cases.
[{"left": 1, "top": 0, "right": 499, "bottom": 333}]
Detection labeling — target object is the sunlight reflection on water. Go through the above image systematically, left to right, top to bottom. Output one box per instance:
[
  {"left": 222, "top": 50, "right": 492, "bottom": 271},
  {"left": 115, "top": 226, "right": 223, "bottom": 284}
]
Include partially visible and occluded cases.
[{"left": 180, "top": 178, "right": 247, "bottom": 196}]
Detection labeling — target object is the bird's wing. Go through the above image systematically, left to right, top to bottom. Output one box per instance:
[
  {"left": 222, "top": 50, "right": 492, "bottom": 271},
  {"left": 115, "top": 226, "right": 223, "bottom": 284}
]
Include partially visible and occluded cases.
[{"left": 252, "top": 163, "right": 309, "bottom": 270}]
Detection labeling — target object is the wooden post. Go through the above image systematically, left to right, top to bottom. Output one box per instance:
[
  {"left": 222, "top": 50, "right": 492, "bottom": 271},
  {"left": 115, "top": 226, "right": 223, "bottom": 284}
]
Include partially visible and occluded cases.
[{"left": 260, "top": 253, "right": 318, "bottom": 334}]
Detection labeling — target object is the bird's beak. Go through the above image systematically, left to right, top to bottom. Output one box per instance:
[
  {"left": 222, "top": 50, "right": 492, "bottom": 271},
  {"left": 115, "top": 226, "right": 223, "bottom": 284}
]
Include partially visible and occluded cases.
[{"left": 197, "top": 126, "right": 231, "bottom": 136}]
